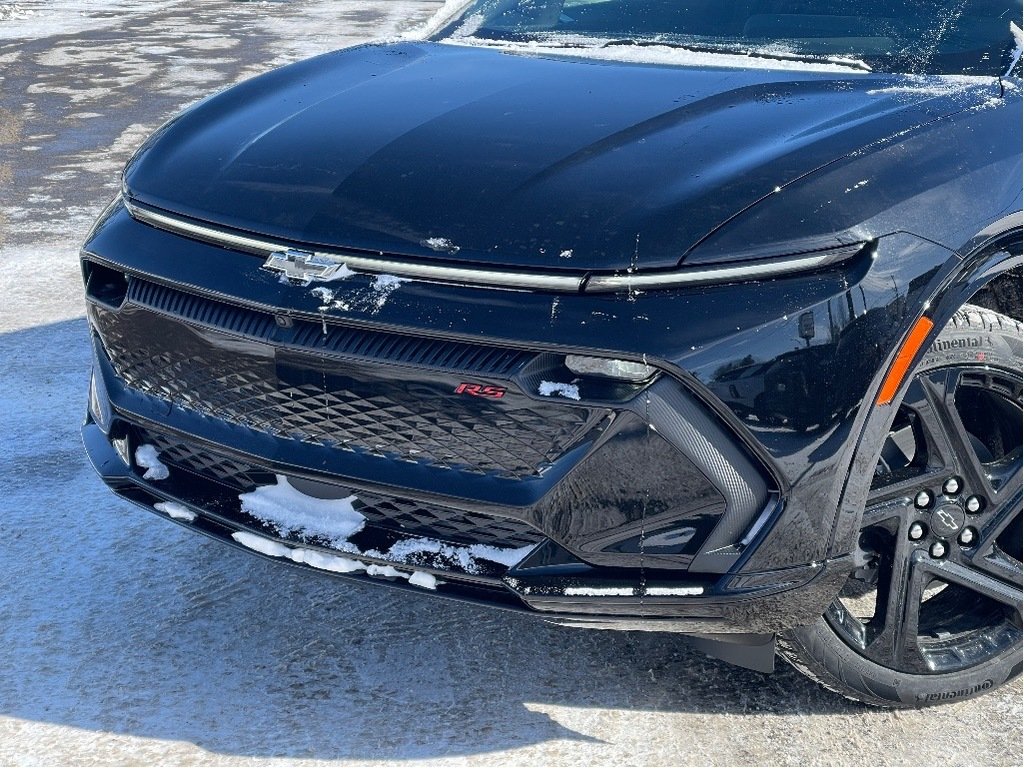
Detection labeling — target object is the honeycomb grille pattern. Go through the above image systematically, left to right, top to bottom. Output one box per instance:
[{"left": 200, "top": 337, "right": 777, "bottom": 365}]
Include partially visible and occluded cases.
[
  {"left": 97, "top": 305, "right": 594, "bottom": 478},
  {"left": 134, "top": 428, "right": 542, "bottom": 550},
  {"left": 136, "top": 428, "right": 272, "bottom": 489},
  {"left": 352, "top": 494, "right": 541, "bottom": 550}
]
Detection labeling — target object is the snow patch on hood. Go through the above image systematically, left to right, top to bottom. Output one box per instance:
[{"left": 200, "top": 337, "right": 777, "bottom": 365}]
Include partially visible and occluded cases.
[
  {"left": 866, "top": 74, "right": 996, "bottom": 97},
  {"left": 422, "top": 236, "right": 460, "bottom": 254},
  {"left": 310, "top": 286, "right": 340, "bottom": 310}
]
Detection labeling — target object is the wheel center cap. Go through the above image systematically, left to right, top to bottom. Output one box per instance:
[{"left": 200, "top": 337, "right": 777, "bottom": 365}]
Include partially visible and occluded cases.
[{"left": 930, "top": 503, "right": 965, "bottom": 536}]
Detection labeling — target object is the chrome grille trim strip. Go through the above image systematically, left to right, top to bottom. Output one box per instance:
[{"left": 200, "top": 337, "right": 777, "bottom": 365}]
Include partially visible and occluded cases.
[
  {"left": 125, "top": 198, "right": 857, "bottom": 293},
  {"left": 125, "top": 199, "right": 585, "bottom": 292},
  {"left": 584, "top": 251, "right": 844, "bottom": 291}
]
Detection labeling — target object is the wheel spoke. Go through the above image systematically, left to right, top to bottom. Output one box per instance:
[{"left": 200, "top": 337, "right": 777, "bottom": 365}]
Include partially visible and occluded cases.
[
  {"left": 920, "top": 370, "right": 998, "bottom": 497},
  {"left": 897, "top": 376, "right": 955, "bottom": 472},
  {"left": 988, "top": 455, "right": 1022, "bottom": 504},
  {"left": 865, "top": 470, "right": 945, "bottom": 516},
  {"left": 968, "top": 485, "right": 1023, "bottom": 588},
  {"left": 972, "top": 486, "right": 1023, "bottom": 552},
  {"left": 861, "top": 494, "right": 912, "bottom": 528},
  {"left": 861, "top": 535, "right": 929, "bottom": 670},
  {"left": 970, "top": 548, "right": 1024, "bottom": 590},
  {"left": 922, "top": 557, "right": 1024, "bottom": 614}
]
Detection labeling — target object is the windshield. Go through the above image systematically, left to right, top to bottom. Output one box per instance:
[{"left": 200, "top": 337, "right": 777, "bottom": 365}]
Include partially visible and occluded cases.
[{"left": 436, "top": 0, "right": 1023, "bottom": 75}]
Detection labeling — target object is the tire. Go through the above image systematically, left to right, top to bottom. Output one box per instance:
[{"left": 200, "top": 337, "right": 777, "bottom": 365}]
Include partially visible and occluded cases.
[{"left": 779, "top": 305, "right": 1023, "bottom": 707}]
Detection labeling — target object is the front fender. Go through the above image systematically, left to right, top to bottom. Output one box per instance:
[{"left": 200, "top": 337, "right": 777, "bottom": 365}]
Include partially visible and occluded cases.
[{"left": 828, "top": 223, "right": 1022, "bottom": 560}]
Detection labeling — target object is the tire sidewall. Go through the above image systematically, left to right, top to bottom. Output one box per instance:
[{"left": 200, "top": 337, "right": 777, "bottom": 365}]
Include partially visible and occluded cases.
[{"left": 788, "top": 615, "right": 1023, "bottom": 707}]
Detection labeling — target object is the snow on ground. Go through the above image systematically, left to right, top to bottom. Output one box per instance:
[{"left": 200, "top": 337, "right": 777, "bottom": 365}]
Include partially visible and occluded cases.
[
  {"left": 253, "top": 0, "right": 443, "bottom": 64},
  {"left": 0, "top": 1, "right": 181, "bottom": 40},
  {"left": 0, "top": 2, "right": 1021, "bottom": 765}
]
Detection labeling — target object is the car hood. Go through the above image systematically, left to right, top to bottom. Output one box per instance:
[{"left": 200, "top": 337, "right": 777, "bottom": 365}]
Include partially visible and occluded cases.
[{"left": 124, "top": 41, "right": 982, "bottom": 272}]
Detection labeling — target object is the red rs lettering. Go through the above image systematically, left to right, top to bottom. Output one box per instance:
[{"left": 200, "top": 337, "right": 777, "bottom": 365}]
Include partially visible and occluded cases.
[{"left": 455, "top": 383, "right": 506, "bottom": 399}]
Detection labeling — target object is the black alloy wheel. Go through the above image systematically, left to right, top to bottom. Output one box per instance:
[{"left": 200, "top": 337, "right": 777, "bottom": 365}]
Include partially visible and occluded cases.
[{"left": 780, "top": 305, "right": 1023, "bottom": 707}]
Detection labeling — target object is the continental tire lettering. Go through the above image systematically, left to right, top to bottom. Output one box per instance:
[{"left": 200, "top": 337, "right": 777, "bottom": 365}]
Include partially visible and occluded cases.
[
  {"left": 932, "top": 336, "right": 992, "bottom": 352},
  {"left": 915, "top": 679, "right": 993, "bottom": 703}
]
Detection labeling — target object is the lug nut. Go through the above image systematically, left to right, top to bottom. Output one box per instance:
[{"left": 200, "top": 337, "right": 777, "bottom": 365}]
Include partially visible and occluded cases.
[
  {"left": 943, "top": 476, "right": 962, "bottom": 495},
  {"left": 914, "top": 490, "right": 933, "bottom": 509},
  {"left": 965, "top": 495, "right": 984, "bottom": 514},
  {"left": 909, "top": 522, "right": 926, "bottom": 541},
  {"left": 958, "top": 528, "right": 976, "bottom": 547},
  {"left": 930, "top": 541, "right": 948, "bottom": 559}
]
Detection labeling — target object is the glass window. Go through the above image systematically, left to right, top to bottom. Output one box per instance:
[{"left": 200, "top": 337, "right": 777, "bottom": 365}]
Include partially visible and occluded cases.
[{"left": 438, "top": 0, "right": 1023, "bottom": 75}]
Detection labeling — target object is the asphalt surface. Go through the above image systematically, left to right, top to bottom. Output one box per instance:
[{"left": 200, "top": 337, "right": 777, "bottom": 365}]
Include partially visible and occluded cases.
[{"left": 1, "top": 2, "right": 1021, "bottom": 764}]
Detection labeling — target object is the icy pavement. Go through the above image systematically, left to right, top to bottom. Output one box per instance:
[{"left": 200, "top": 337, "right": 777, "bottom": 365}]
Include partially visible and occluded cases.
[{"left": 0, "top": 1, "right": 1021, "bottom": 765}]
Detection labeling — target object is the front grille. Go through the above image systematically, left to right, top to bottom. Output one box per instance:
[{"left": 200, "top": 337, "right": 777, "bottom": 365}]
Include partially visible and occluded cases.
[
  {"left": 129, "top": 278, "right": 530, "bottom": 375},
  {"left": 94, "top": 280, "right": 603, "bottom": 478},
  {"left": 134, "top": 427, "right": 543, "bottom": 550},
  {"left": 138, "top": 427, "right": 273, "bottom": 489},
  {"left": 352, "top": 494, "right": 541, "bottom": 550}
]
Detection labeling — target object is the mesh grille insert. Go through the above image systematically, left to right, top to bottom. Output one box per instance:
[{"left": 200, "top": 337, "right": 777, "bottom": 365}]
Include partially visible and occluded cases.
[
  {"left": 97, "top": 300, "right": 598, "bottom": 478},
  {"left": 134, "top": 427, "right": 543, "bottom": 550}
]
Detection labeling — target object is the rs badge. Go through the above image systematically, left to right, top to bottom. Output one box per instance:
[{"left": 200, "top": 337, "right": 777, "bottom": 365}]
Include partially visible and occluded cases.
[{"left": 455, "top": 383, "right": 507, "bottom": 399}]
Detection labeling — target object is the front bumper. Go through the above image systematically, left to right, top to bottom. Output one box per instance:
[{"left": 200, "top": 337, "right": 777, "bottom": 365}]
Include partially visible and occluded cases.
[
  {"left": 80, "top": 199, "right": 956, "bottom": 633},
  {"left": 82, "top": 410, "right": 850, "bottom": 635}
]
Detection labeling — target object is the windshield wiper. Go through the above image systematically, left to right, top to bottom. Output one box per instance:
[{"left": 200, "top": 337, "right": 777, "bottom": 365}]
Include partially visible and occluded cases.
[{"left": 601, "top": 38, "right": 873, "bottom": 72}]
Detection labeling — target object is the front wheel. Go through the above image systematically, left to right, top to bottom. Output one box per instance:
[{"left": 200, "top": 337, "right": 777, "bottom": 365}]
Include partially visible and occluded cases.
[{"left": 779, "top": 305, "right": 1023, "bottom": 707}]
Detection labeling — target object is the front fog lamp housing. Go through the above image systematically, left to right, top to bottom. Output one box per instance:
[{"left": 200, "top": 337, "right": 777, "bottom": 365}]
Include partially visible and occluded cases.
[{"left": 564, "top": 355, "right": 657, "bottom": 382}]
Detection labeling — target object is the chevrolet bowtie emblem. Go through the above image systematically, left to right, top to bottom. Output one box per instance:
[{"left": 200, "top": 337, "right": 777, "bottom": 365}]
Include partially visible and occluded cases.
[{"left": 261, "top": 249, "right": 349, "bottom": 286}]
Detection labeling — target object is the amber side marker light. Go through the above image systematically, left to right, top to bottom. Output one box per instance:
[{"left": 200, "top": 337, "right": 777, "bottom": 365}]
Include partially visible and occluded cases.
[{"left": 877, "top": 316, "right": 936, "bottom": 406}]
